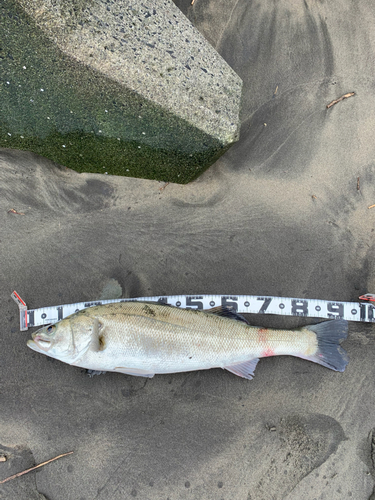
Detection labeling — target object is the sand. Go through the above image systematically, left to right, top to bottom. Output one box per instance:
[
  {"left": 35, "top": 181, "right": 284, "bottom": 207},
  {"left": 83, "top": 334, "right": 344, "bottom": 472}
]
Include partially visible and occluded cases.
[{"left": 1, "top": 0, "right": 375, "bottom": 498}]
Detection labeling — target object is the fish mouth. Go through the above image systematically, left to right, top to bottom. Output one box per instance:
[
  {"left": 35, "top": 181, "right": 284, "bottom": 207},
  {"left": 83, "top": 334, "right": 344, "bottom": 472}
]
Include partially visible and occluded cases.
[
  {"left": 28, "top": 334, "right": 52, "bottom": 352},
  {"left": 27, "top": 339, "right": 47, "bottom": 354}
]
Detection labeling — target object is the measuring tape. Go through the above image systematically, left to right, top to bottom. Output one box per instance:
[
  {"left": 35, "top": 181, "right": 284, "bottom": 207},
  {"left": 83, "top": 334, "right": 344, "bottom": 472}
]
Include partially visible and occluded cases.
[{"left": 11, "top": 291, "right": 375, "bottom": 331}]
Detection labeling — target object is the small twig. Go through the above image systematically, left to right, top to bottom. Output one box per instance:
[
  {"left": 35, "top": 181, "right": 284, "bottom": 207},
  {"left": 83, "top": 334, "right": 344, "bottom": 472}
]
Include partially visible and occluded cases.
[
  {"left": 191, "top": 0, "right": 195, "bottom": 4},
  {"left": 326, "top": 92, "right": 355, "bottom": 109},
  {"left": 357, "top": 177, "right": 360, "bottom": 191},
  {"left": 159, "top": 182, "right": 169, "bottom": 191},
  {"left": 368, "top": 204, "right": 375, "bottom": 209},
  {"left": 7, "top": 208, "right": 25, "bottom": 215},
  {"left": 0, "top": 451, "right": 73, "bottom": 484}
]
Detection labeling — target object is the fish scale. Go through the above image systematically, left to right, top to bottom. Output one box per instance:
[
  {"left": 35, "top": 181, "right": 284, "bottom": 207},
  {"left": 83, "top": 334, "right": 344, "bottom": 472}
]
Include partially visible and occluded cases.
[{"left": 82, "top": 303, "right": 312, "bottom": 367}]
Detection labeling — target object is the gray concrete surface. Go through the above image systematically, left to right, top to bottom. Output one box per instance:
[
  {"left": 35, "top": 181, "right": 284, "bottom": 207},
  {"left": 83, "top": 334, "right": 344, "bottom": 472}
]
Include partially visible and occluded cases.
[
  {"left": 0, "top": 0, "right": 242, "bottom": 182},
  {"left": 1, "top": 0, "right": 375, "bottom": 499}
]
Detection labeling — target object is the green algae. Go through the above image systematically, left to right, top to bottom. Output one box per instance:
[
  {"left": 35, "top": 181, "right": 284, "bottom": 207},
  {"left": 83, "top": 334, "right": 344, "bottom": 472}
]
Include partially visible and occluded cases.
[{"left": 0, "top": 0, "right": 228, "bottom": 183}]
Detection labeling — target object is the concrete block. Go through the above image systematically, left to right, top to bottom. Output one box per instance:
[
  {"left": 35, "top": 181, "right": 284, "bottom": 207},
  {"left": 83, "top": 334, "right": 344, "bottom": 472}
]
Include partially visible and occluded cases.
[{"left": 0, "top": 0, "right": 242, "bottom": 183}]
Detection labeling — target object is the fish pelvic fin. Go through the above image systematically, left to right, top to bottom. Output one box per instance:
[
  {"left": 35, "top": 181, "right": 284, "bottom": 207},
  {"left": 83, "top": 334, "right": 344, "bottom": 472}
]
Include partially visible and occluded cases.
[
  {"left": 301, "top": 319, "right": 349, "bottom": 372},
  {"left": 223, "top": 358, "right": 260, "bottom": 380},
  {"left": 114, "top": 367, "right": 155, "bottom": 378},
  {"left": 87, "top": 370, "right": 107, "bottom": 377}
]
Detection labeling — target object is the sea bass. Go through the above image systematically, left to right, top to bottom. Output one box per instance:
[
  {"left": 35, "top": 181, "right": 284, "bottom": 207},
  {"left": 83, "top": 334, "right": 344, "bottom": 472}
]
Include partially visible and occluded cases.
[{"left": 27, "top": 302, "right": 349, "bottom": 379}]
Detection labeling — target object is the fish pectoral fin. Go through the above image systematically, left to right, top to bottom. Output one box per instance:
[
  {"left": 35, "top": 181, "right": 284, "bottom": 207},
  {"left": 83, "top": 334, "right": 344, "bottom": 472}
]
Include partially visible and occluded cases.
[
  {"left": 90, "top": 319, "right": 106, "bottom": 352},
  {"left": 223, "top": 358, "right": 260, "bottom": 380},
  {"left": 114, "top": 367, "right": 155, "bottom": 378}
]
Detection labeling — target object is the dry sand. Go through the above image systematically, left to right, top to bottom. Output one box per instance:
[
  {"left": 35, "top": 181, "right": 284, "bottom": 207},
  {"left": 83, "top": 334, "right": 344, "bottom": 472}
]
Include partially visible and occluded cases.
[{"left": 1, "top": 0, "right": 375, "bottom": 499}]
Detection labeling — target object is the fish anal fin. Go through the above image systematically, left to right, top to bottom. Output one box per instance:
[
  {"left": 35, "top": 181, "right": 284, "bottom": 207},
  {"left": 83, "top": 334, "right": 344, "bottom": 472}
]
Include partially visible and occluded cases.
[
  {"left": 206, "top": 306, "right": 249, "bottom": 324},
  {"left": 224, "top": 358, "right": 259, "bottom": 380},
  {"left": 114, "top": 367, "right": 155, "bottom": 378}
]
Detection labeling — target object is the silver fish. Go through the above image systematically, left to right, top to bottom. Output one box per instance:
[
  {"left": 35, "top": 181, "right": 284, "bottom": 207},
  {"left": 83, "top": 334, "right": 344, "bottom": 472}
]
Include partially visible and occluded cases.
[{"left": 27, "top": 302, "right": 349, "bottom": 379}]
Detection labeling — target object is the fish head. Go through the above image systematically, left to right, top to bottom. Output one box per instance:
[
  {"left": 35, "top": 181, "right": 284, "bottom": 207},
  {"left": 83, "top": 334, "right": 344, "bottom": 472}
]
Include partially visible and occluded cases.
[{"left": 27, "top": 313, "right": 95, "bottom": 364}]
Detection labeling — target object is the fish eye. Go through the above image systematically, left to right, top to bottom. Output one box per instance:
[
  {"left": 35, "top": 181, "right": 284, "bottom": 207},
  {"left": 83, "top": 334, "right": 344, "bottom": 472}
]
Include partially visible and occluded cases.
[{"left": 46, "top": 325, "right": 55, "bottom": 334}]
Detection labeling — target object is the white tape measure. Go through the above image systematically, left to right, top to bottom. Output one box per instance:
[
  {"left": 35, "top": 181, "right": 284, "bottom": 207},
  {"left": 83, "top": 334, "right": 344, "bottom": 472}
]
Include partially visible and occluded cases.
[{"left": 11, "top": 291, "right": 375, "bottom": 331}]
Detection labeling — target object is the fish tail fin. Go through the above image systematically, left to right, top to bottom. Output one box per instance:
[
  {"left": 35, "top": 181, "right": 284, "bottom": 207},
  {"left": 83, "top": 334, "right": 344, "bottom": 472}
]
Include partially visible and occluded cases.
[{"left": 302, "top": 319, "right": 349, "bottom": 372}]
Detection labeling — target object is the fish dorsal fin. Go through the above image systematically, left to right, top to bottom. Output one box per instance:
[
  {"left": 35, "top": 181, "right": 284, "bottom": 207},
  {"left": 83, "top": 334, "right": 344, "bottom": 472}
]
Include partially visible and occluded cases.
[
  {"left": 137, "top": 300, "right": 174, "bottom": 307},
  {"left": 205, "top": 306, "right": 249, "bottom": 324},
  {"left": 224, "top": 359, "right": 260, "bottom": 380}
]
